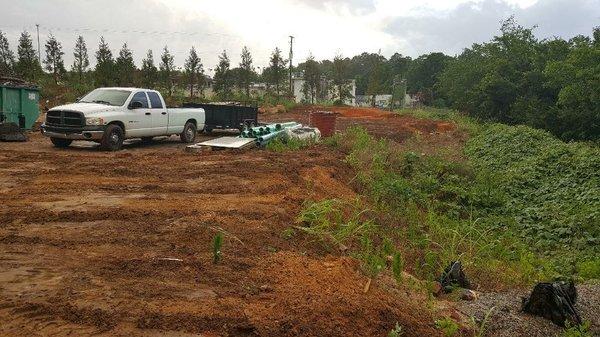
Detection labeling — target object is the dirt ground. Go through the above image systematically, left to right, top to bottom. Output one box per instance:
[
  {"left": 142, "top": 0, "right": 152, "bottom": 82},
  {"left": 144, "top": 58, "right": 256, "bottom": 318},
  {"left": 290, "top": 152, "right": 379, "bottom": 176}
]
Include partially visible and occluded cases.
[
  {"left": 2, "top": 106, "right": 595, "bottom": 337},
  {"left": 0, "top": 107, "right": 465, "bottom": 337}
]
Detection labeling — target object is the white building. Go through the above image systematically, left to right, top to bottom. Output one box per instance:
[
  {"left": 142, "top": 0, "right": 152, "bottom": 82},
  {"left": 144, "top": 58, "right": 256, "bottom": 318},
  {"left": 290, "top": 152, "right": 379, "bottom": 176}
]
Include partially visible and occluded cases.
[{"left": 292, "top": 77, "right": 356, "bottom": 106}]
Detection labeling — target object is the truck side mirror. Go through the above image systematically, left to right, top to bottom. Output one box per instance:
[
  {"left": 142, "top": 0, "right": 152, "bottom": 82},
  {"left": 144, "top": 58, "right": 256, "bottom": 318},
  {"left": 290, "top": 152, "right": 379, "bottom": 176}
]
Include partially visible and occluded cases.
[{"left": 129, "top": 101, "right": 143, "bottom": 109}]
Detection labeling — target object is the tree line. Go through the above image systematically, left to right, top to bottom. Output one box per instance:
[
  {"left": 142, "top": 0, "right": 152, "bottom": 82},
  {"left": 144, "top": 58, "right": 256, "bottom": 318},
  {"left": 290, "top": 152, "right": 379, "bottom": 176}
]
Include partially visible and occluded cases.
[
  {"left": 0, "top": 17, "right": 598, "bottom": 141},
  {"left": 0, "top": 31, "right": 288, "bottom": 103}
]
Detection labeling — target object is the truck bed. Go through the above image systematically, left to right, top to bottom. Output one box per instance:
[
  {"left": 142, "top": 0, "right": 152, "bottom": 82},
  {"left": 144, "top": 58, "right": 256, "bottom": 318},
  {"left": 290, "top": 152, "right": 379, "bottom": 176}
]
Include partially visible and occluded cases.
[{"left": 181, "top": 103, "right": 258, "bottom": 131}]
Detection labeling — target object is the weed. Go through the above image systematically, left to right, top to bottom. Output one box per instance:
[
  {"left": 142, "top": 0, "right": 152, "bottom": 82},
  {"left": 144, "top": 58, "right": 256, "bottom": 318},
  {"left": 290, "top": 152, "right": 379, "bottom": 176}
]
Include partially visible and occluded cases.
[
  {"left": 266, "top": 136, "right": 315, "bottom": 152},
  {"left": 281, "top": 227, "right": 295, "bottom": 240},
  {"left": 212, "top": 232, "right": 223, "bottom": 264},
  {"left": 392, "top": 251, "right": 404, "bottom": 282},
  {"left": 471, "top": 307, "right": 495, "bottom": 337},
  {"left": 435, "top": 317, "right": 459, "bottom": 337},
  {"left": 562, "top": 321, "right": 592, "bottom": 337},
  {"left": 388, "top": 323, "right": 404, "bottom": 337}
]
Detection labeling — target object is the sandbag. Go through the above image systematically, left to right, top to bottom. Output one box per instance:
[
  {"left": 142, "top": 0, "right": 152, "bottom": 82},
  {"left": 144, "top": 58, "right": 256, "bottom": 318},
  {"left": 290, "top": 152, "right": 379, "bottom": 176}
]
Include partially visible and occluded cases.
[
  {"left": 284, "top": 126, "right": 321, "bottom": 142},
  {"left": 439, "top": 261, "right": 471, "bottom": 293},
  {"left": 521, "top": 281, "right": 581, "bottom": 327}
]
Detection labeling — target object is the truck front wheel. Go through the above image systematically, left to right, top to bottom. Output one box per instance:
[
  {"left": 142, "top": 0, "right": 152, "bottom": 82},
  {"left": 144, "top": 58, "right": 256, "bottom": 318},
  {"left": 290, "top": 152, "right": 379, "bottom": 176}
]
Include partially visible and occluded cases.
[
  {"left": 180, "top": 121, "right": 197, "bottom": 143},
  {"left": 100, "top": 124, "right": 124, "bottom": 151},
  {"left": 50, "top": 137, "right": 72, "bottom": 148}
]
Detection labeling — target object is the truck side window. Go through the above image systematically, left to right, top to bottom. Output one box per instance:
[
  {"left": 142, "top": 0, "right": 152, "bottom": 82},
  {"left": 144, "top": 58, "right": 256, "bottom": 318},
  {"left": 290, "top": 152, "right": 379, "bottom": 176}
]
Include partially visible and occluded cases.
[
  {"left": 131, "top": 92, "right": 149, "bottom": 108},
  {"left": 147, "top": 92, "right": 163, "bottom": 109}
]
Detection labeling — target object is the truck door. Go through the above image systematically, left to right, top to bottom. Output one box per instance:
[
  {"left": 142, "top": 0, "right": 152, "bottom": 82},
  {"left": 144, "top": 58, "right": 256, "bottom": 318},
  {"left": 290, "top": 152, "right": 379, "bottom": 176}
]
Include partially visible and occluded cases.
[
  {"left": 127, "top": 91, "right": 153, "bottom": 137},
  {"left": 147, "top": 91, "right": 168, "bottom": 135}
]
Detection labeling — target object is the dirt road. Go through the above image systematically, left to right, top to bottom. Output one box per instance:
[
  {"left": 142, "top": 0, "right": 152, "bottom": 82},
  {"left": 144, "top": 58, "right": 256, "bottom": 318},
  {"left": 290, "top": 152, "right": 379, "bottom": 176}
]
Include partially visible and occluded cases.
[{"left": 0, "top": 108, "right": 458, "bottom": 336}]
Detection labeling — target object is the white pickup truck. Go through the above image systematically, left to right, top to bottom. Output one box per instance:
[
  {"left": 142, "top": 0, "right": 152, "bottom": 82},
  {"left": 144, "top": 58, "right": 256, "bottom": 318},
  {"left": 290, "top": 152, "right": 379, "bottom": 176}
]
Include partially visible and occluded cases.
[{"left": 41, "top": 87, "right": 205, "bottom": 151}]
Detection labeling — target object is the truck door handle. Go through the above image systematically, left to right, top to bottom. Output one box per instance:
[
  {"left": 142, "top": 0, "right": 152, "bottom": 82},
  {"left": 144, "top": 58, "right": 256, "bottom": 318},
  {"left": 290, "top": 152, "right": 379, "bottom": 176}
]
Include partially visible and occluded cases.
[
  {"left": 145, "top": 112, "right": 151, "bottom": 116},
  {"left": 161, "top": 112, "right": 167, "bottom": 115}
]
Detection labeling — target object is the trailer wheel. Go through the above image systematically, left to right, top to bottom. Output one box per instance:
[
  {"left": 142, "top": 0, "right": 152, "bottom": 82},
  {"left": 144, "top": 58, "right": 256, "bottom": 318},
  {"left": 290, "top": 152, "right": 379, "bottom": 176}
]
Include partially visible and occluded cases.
[
  {"left": 181, "top": 121, "right": 197, "bottom": 143},
  {"left": 100, "top": 124, "right": 124, "bottom": 151},
  {"left": 50, "top": 137, "right": 72, "bottom": 148}
]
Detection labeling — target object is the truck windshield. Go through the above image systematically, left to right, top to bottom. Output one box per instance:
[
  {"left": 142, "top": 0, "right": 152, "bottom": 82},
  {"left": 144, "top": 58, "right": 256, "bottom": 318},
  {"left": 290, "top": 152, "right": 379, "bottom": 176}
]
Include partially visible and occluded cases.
[{"left": 79, "top": 89, "right": 132, "bottom": 106}]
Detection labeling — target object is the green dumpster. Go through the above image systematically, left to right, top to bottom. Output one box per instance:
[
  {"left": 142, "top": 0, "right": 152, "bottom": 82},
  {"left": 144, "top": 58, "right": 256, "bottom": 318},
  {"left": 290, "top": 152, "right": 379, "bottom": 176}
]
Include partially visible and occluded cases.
[{"left": 0, "top": 83, "right": 40, "bottom": 130}]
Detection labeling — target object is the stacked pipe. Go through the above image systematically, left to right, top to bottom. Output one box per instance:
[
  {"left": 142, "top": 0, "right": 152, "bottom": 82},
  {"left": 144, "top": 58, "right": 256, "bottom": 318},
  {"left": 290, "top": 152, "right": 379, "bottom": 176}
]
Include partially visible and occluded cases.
[{"left": 239, "top": 122, "right": 300, "bottom": 146}]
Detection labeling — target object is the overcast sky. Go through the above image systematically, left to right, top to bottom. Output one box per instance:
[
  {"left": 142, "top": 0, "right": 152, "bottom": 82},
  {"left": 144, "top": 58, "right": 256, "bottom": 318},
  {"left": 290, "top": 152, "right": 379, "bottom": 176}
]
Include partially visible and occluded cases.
[{"left": 1, "top": 0, "right": 598, "bottom": 74}]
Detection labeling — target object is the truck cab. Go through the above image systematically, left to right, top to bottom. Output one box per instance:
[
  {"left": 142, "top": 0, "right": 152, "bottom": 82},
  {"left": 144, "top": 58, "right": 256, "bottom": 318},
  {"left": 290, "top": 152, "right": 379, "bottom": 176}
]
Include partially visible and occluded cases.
[{"left": 41, "top": 88, "right": 205, "bottom": 151}]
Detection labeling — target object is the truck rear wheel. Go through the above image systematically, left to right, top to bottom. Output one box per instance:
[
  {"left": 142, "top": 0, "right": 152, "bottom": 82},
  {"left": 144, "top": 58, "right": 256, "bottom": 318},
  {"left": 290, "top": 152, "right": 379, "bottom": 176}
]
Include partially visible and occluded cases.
[
  {"left": 180, "top": 121, "right": 197, "bottom": 143},
  {"left": 100, "top": 124, "right": 124, "bottom": 151},
  {"left": 50, "top": 137, "right": 72, "bottom": 148}
]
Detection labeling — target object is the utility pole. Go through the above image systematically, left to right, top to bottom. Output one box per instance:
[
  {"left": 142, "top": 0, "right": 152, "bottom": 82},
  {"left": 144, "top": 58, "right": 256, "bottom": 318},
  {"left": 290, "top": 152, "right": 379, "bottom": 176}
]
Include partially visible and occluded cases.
[
  {"left": 36, "top": 24, "right": 41, "bottom": 63},
  {"left": 288, "top": 35, "right": 294, "bottom": 98}
]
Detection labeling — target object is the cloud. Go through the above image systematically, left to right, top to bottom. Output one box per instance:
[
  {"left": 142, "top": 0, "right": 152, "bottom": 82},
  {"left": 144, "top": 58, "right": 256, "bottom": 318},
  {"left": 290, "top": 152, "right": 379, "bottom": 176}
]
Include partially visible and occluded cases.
[
  {"left": 294, "top": 0, "right": 376, "bottom": 13},
  {"left": 384, "top": 0, "right": 600, "bottom": 56}
]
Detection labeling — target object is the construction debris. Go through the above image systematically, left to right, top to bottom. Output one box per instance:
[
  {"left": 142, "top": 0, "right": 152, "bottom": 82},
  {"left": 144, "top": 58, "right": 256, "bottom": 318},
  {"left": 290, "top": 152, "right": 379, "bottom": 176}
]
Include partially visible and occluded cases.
[
  {"left": 0, "top": 121, "right": 28, "bottom": 142},
  {"left": 522, "top": 281, "right": 581, "bottom": 327}
]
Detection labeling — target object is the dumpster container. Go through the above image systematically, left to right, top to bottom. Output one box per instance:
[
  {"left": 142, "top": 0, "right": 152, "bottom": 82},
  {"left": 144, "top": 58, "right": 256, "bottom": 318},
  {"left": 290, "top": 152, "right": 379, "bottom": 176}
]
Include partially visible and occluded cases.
[{"left": 0, "top": 81, "right": 40, "bottom": 130}]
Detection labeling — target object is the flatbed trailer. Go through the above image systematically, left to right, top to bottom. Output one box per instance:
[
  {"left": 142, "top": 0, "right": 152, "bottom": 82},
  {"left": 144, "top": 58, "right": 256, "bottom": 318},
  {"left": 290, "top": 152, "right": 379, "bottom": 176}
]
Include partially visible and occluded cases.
[{"left": 181, "top": 103, "right": 258, "bottom": 132}]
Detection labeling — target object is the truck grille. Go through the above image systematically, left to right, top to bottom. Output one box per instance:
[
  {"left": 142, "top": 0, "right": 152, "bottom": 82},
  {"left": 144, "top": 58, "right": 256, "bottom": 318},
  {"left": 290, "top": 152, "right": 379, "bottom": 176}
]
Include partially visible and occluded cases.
[{"left": 46, "top": 110, "right": 85, "bottom": 127}]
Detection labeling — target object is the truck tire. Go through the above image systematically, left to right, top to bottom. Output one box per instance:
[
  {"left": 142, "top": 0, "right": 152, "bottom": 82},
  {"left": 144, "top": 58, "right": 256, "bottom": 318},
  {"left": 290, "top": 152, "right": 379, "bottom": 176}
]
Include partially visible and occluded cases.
[
  {"left": 181, "top": 121, "right": 197, "bottom": 143},
  {"left": 100, "top": 124, "right": 124, "bottom": 151},
  {"left": 50, "top": 137, "right": 72, "bottom": 148}
]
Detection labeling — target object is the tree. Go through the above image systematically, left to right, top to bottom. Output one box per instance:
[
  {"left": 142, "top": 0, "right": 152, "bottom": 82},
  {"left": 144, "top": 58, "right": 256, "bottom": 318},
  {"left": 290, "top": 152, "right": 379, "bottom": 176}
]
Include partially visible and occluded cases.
[
  {"left": 0, "top": 30, "right": 15, "bottom": 76},
  {"left": 16, "top": 31, "right": 40, "bottom": 81},
  {"left": 44, "top": 34, "right": 66, "bottom": 84},
  {"left": 72, "top": 36, "right": 89, "bottom": 82},
  {"left": 94, "top": 37, "right": 114, "bottom": 86},
  {"left": 115, "top": 43, "right": 135, "bottom": 86},
  {"left": 159, "top": 46, "right": 175, "bottom": 96},
  {"left": 184, "top": 46, "right": 203, "bottom": 98},
  {"left": 238, "top": 46, "right": 255, "bottom": 98},
  {"left": 264, "top": 47, "right": 286, "bottom": 96},
  {"left": 140, "top": 50, "right": 158, "bottom": 89},
  {"left": 213, "top": 50, "right": 233, "bottom": 100},
  {"left": 406, "top": 52, "right": 451, "bottom": 105},
  {"left": 301, "top": 53, "right": 321, "bottom": 104},
  {"left": 331, "top": 54, "right": 352, "bottom": 104},
  {"left": 366, "top": 62, "right": 384, "bottom": 106}
]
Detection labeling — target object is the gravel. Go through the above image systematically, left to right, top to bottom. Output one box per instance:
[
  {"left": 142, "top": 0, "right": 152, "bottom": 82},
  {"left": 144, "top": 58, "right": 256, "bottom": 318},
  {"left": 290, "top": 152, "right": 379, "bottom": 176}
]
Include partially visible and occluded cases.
[{"left": 457, "top": 282, "right": 600, "bottom": 337}]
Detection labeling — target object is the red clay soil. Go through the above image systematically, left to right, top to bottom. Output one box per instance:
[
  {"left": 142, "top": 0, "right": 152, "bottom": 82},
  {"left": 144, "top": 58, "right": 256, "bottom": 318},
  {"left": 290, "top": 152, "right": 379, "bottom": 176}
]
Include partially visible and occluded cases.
[
  {"left": 267, "top": 105, "right": 456, "bottom": 143},
  {"left": 0, "top": 107, "right": 463, "bottom": 336}
]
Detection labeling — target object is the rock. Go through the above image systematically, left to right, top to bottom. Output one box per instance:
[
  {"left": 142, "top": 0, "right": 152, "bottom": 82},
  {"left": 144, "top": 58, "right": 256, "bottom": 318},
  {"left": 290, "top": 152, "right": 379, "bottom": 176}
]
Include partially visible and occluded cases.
[
  {"left": 431, "top": 281, "right": 443, "bottom": 297},
  {"left": 259, "top": 284, "right": 273, "bottom": 292},
  {"left": 460, "top": 289, "right": 479, "bottom": 301}
]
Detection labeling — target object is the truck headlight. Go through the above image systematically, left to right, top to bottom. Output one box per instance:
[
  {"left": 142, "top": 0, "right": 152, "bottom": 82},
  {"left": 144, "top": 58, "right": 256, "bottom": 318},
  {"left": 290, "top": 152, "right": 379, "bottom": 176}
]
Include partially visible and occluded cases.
[{"left": 86, "top": 117, "right": 104, "bottom": 126}]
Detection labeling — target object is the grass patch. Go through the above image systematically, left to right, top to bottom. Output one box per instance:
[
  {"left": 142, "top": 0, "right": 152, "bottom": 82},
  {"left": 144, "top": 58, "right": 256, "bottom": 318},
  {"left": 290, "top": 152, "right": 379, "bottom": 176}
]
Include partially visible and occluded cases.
[{"left": 266, "top": 136, "right": 315, "bottom": 152}]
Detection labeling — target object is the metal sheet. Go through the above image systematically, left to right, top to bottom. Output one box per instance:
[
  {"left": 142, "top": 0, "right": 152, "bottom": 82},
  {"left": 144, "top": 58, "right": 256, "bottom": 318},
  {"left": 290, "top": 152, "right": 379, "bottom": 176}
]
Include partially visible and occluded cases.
[{"left": 196, "top": 136, "right": 256, "bottom": 149}]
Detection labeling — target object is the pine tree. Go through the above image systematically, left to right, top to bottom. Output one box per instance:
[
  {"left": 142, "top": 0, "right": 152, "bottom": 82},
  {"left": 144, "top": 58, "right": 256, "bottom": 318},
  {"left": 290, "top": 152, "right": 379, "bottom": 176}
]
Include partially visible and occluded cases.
[
  {"left": 0, "top": 30, "right": 15, "bottom": 76},
  {"left": 16, "top": 31, "right": 40, "bottom": 81},
  {"left": 44, "top": 34, "right": 66, "bottom": 84},
  {"left": 72, "top": 35, "right": 89, "bottom": 81},
  {"left": 94, "top": 37, "right": 114, "bottom": 86},
  {"left": 115, "top": 43, "right": 136, "bottom": 86},
  {"left": 159, "top": 46, "right": 175, "bottom": 96},
  {"left": 184, "top": 46, "right": 203, "bottom": 98},
  {"left": 239, "top": 46, "right": 255, "bottom": 98},
  {"left": 265, "top": 47, "right": 286, "bottom": 96},
  {"left": 140, "top": 50, "right": 158, "bottom": 88},
  {"left": 213, "top": 50, "right": 232, "bottom": 100},
  {"left": 302, "top": 53, "right": 320, "bottom": 104},
  {"left": 331, "top": 54, "right": 352, "bottom": 104}
]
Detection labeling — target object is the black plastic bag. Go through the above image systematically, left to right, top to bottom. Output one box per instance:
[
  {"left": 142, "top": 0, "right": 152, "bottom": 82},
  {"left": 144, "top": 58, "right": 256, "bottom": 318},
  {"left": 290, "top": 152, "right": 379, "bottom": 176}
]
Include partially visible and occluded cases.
[
  {"left": 439, "top": 261, "right": 471, "bottom": 293},
  {"left": 522, "top": 281, "right": 581, "bottom": 327}
]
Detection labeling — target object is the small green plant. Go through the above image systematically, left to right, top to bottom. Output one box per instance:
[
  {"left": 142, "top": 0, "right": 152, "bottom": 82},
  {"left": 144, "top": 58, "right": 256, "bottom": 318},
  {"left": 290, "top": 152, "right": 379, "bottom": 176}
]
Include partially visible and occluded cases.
[
  {"left": 266, "top": 137, "right": 315, "bottom": 152},
  {"left": 281, "top": 227, "right": 295, "bottom": 240},
  {"left": 212, "top": 232, "right": 223, "bottom": 264},
  {"left": 392, "top": 251, "right": 404, "bottom": 282},
  {"left": 471, "top": 307, "right": 495, "bottom": 337},
  {"left": 435, "top": 317, "right": 459, "bottom": 337},
  {"left": 562, "top": 321, "right": 592, "bottom": 337},
  {"left": 388, "top": 322, "right": 404, "bottom": 337}
]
